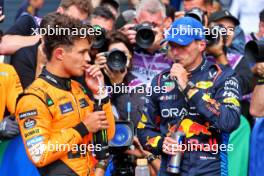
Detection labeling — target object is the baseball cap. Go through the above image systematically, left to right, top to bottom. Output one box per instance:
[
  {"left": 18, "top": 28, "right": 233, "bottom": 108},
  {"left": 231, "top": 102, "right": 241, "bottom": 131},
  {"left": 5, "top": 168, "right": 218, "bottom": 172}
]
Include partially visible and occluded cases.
[
  {"left": 208, "top": 10, "right": 240, "bottom": 26},
  {"left": 162, "top": 16, "right": 205, "bottom": 46}
]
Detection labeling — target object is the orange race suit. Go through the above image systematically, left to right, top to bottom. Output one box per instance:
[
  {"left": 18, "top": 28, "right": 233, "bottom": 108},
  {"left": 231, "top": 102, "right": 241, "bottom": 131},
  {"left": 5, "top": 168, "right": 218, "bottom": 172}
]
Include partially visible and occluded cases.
[
  {"left": 0, "top": 63, "right": 22, "bottom": 120},
  {"left": 15, "top": 68, "right": 115, "bottom": 176}
]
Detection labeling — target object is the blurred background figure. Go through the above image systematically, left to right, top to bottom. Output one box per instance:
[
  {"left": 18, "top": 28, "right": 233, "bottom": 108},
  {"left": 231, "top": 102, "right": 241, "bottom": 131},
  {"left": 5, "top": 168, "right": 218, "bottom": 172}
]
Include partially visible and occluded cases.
[
  {"left": 15, "top": 0, "right": 45, "bottom": 20},
  {"left": 100, "top": 0, "right": 120, "bottom": 18},
  {"left": 230, "top": 0, "right": 264, "bottom": 34},
  {"left": 245, "top": 8, "right": 264, "bottom": 42}
]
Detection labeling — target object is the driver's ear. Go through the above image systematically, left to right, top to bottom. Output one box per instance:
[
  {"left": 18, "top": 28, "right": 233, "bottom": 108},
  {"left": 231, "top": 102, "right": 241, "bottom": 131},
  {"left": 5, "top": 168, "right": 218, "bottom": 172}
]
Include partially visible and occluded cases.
[
  {"left": 199, "top": 40, "right": 207, "bottom": 52},
  {"left": 54, "top": 47, "right": 65, "bottom": 61}
]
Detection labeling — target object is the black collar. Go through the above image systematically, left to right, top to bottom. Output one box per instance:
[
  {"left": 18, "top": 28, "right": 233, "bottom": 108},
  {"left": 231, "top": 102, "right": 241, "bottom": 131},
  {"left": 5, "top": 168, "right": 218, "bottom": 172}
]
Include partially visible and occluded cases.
[
  {"left": 190, "top": 57, "right": 208, "bottom": 75},
  {"left": 39, "top": 67, "right": 72, "bottom": 91}
]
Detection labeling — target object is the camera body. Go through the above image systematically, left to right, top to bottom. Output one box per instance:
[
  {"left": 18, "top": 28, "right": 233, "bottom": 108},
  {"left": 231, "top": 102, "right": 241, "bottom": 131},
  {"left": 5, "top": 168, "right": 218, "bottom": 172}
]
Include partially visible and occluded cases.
[
  {"left": 185, "top": 7, "right": 206, "bottom": 25},
  {"left": 131, "top": 22, "right": 155, "bottom": 49},
  {"left": 206, "top": 24, "right": 227, "bottom": 46},
  {"left": 92, "top": 25, "right": 107, "bottom": 49},
  {"left": 245, "top": 40, "right": 264, "bottom": 62},
  {"left": 104, "top": 49, "right": 128, "bottom": 71},
  {"left": 109, "top": 120, "right": 135, "bottom": 176}
]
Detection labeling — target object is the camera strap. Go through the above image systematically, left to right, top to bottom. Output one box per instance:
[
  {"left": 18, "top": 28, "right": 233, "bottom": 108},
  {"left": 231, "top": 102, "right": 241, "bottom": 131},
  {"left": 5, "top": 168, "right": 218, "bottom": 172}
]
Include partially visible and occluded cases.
[{"left": 250, "top": 32, "right": 258, "bottom": 41}]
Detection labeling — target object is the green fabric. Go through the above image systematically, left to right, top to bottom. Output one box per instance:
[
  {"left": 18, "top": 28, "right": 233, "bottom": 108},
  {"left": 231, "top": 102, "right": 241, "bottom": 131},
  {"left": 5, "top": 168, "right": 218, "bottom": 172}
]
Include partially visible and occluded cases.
[
  {"left": 228, "top": 115, "right": 250, "bottom": 176},
  {"left": 0, "top": 140, "right": 10, "bottom": 166}
]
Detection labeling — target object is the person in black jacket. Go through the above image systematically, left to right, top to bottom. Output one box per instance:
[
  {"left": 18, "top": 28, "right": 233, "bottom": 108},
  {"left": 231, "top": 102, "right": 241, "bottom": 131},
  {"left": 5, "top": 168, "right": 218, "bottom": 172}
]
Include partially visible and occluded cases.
[{"left": 206, "top": 10, "right": 254, "bottom": 125}]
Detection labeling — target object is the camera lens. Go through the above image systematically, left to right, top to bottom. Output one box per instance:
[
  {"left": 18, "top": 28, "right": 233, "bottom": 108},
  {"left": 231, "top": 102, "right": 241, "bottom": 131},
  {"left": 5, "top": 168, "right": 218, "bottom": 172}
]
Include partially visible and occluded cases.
[
  {"left": 185, "top": 7, "right": 205, "bottom": 25},
  {"left": 135, "top": 23, "right": 155, "bottom": 49},
  {"left": 206, "top": 25, "right": 227, "bottom": 46},
  {"left": 205, "top": 32, "right": 219, "bottom": 46},
  {"left": 245, "top": 40, "right": 264, "bottom": 62},
  {"left": 107, "top": 49, "right": 127, "bottom": 71},
  {"left": 109, "top": 124, "right": 133, "bottom": 147}
]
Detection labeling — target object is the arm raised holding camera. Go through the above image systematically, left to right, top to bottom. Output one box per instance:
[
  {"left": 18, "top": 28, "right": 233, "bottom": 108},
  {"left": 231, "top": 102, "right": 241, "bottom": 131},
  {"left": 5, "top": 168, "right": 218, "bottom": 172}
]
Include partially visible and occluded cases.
[
  {"left": 206, "top": 34, "right": 229, "bottom": 65},
  {"left": 94, "top": 52, "right": 128, "bottom": 85},
  {"left": 250, "top": 62, "right": 264, "bottom": 117}
]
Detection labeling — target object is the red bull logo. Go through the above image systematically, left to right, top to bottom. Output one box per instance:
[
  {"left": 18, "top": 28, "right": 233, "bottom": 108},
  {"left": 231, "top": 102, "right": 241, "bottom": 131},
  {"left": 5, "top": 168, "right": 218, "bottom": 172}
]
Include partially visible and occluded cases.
[
  {"left": 177, "top": 119, "right": 211, "bottom": 138},
  {"left": 167, "top": 124, "right": 178, "bottom": 137},
  {"left": 146, "top": 136, "right": 161, "bottom": 148}
]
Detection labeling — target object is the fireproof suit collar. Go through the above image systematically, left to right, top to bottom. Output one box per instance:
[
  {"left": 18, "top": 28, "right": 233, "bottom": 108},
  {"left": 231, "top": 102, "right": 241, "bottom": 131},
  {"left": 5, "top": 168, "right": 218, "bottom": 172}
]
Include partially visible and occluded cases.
[{"left": 39, "top": 67, "right": 72, "bottom": 91}]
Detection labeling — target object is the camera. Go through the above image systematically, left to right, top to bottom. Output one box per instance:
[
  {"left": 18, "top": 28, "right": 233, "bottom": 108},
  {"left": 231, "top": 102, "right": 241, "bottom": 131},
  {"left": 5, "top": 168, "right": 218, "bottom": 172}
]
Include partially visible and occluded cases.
[
  {"left": 185, "top": 7, "right": 206, "bottom": 25},
  {"left": 131, "top": 22, "right": 155, "bottom": 49},
  {"left": 205, "top": 24, "right": 227, "bottom": 46},
  {"left": 92, "top": 25, "right": 107, "bottom": 49},
  {"left": 245, "top": 40, "right": 264, "bottom": 62},
  {"left": 104, "top": 49, "right": 128, "bottom": 71},
  {"left": 109, "top": 120, "right": 135, "bottom": 176},
  {"left": 109, "top": 121, "right": 134, "bottom": 149}
]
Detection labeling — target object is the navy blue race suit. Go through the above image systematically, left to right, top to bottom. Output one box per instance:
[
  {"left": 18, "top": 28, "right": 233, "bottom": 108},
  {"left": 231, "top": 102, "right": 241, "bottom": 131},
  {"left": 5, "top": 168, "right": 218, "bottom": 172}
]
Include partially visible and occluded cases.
[{"left": 137, "top": 58, "right": 241, "bottom": 176}]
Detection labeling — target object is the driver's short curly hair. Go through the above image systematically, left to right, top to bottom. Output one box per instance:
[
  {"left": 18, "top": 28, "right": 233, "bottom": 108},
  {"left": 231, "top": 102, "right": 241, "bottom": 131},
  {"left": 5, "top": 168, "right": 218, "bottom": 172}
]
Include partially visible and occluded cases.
[
  {"left": 59, "top": 0, "right": 93, "bottom": 16},
  {"left": 40, "top": 12, "right": 94, "bottom": 61}
]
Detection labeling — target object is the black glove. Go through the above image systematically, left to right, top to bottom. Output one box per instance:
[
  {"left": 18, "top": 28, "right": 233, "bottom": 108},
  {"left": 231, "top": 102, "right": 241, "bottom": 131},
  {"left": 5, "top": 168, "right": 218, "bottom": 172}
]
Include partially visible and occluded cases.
[{"left": 0, "top": 115, "right": 20, "bottom": 139}]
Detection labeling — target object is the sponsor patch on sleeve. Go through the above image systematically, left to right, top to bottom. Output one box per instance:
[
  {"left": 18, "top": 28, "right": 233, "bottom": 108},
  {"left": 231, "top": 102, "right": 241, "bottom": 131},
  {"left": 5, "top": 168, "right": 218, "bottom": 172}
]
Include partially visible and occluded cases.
[
  {"left": 196, "top": 81, "right": 213, "bottom": 89},
  {"left": 223, "top": 97, "right": 240, "bottom": 107},
  {"left": 79, "top": 98, "right": 89, "bottom": 108},
  {"left": 59, "top": 102, "right": 74, "bottom": 114},
  {"left": 19, "top": 110, "right": 38, "bottom": 119},
  {"left": 23, "top": 118, "right": 37, "bottom": 129},
  {"left": 24, "top": 128, "right": 41, "bottom": 138},
  {"left": 26, "top": 136, "right": 44, "bottom": 147}
]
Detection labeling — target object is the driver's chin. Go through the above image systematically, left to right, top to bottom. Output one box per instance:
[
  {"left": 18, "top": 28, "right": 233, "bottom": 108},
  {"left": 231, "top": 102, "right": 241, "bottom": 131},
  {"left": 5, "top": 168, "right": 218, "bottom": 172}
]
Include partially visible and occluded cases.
[{"left": 74, "top": 70, "right": 84, "bottom": 77}]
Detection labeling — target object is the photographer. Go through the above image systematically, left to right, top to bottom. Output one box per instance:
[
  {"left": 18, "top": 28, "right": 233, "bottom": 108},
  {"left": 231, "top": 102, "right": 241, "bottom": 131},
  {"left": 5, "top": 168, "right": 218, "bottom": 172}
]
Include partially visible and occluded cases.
[
  {"left": 120, "top": 0, "right": 172, "bottom": 87},
  {"left": 175, "top": 0, "right": 217, "bottom": 26},
  {"left": 89, "top": 6, "right": 116, "bottom": 61},
  {"left": 90, "top": 6, "right": 115, "bottom": 33},
  {"left": 247, "top": 9, "right": 264, "bottom": 77},
  {"left": 207, "top": 10, "right": 254, "bottom": 124},
  {"left": 207, "top": 10, "right": 253, "bottom": 90},
  {"left": 137, "top": 17, "right": 241, "bottom": 176},
  {"left": 95, "top": 31, "right": 161, "bottom": 176},
  {"left": 95, "top": 31, "right": 146, "bottom": 127}
]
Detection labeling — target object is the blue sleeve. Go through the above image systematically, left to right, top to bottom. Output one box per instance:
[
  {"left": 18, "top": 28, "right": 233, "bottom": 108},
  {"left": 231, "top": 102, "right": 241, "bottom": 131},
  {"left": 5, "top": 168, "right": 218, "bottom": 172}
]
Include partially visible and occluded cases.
[
  {"left": 188, "top": 74, "right": 241, "bottom": 133},
  {"left": 137, "top": 77, "right": 164, "bottom": 155}
]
